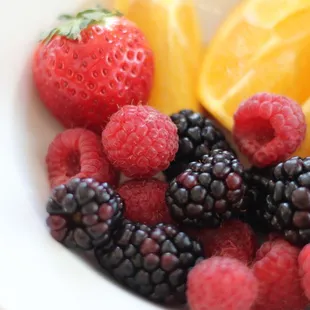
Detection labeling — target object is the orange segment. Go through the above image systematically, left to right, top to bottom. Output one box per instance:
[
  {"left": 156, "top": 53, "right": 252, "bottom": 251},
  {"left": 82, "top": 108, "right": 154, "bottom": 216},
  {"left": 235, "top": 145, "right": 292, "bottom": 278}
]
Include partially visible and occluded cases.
[
  {"left": 114, "top": 0, "right": 129, "bottom": 14},
  {"left": 115, "top": 0, "right": 202, "bottom": 115},
  {"left": 198, "top": 0, "right": 310, "bottom": 134},
  {"left": 243, "top": 0, "right": 310, "bottom": 29},
  {"left": 206, "top": 20, "right": 272, "bottom": 101}
]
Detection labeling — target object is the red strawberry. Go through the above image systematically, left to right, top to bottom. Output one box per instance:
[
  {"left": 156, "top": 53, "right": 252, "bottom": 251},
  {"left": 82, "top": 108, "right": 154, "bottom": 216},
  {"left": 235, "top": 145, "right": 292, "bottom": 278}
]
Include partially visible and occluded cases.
[{"left": 32, "top": 8, "right": 154, "bottom": 134}]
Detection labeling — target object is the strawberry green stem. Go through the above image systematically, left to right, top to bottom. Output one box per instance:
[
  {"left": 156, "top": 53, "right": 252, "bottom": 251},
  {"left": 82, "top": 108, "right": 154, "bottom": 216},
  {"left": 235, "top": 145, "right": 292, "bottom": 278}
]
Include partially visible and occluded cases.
[{"left": 41, "top": 7, "right": 122, "bottom": 43}]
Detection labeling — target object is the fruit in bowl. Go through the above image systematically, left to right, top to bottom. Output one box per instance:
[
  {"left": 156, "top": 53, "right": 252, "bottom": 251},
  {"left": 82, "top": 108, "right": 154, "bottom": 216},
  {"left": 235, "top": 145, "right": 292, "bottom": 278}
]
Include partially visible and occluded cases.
[
  {"left": 4, "top": 0, "right": 310, "bottom": 309},
  {"left": 114, "top": 0, "right": 203, "bottom": 115},
  {"left": 32, "top": 7, "right": 154, "bottom": 134}
]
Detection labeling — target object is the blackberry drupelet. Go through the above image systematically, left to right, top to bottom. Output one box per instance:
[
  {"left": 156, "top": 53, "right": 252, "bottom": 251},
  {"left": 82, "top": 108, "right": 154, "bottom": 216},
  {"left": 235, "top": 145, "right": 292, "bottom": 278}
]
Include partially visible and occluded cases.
[
  {"left": 165, "top": 110, "right": 232, "bottom": 180},
  {"left": 166, "top": 149, "right": 246, "bottom": 228},
  {"left": 263, "top": 156, "right": 310, "bottom": 246},
  {"left": 239, "top": 167, "right": 272, "bottom": 233},
  {"left": 46, "top": 178, "right": 124, "bottom": 250},
  {"left": 95, "top": 220, "right": 204, "bottom": 304}
]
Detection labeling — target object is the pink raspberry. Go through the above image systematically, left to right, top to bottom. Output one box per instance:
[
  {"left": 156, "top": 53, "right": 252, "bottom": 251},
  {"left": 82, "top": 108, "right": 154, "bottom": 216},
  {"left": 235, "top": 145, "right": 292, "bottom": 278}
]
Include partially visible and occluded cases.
[
  {"left": 233, "top": 93, "right": 306, "bottom": 167},
  {"left": 102, "top": 105, "right": 179, "bottom": 178},
  {"left": 46, "top": 128, "right": 118, "bottom": 188},
  {"left": 117, "top": 179, "right": 173, "bottom": 225},
  {"left": 199, "top": 220, "right": 257, "bottom": 265},
  {"left": 252, "top": 238, "right": 307, "bottom": 310},
  {"left": 298, "top": 244, "right": 310, "bottom": 300},
  {"left": 187, "top": 257, "right": 258, "bottom": 310}
]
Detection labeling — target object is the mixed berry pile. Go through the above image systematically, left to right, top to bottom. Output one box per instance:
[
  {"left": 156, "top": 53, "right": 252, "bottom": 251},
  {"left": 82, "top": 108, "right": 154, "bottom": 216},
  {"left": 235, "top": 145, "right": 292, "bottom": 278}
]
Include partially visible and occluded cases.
[{"left": 33, "top": 7, "right": 310, "bottom": 310}]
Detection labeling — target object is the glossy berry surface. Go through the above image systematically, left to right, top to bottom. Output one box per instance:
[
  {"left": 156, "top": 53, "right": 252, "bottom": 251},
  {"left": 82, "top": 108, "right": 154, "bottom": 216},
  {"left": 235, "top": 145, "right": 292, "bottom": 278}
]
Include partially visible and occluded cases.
[
  {"left": 32, "top": 8, "right": 154, "bottom": 134},
  {"left": 165, "top": 110, "right": 232, "bottom": 180},
  {"left": 166, "top": 149, "right": 246, "bottom": 228},
  {"left": 262, "top": 157, "right": 310, "bottom": 245},
  {"left": 240, "top": 167, "right": 272, "bottom": 233},
  {"left": 46, "top": 178, "right": 124, "bottom": 250},
  {"left": 95, "top": 220, "right": 204, "bottom": 304}
]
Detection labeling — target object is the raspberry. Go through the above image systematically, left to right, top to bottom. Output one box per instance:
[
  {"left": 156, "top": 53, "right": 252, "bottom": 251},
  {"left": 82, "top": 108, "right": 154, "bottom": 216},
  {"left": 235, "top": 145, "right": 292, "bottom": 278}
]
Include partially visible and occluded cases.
[
  {"left": 233, "top": 93, "right": 306, "bottom": 167},
  {"left": 102, "top": 105, "right": 178, "bottom": 178},
  {"left": 46, "top": 128, "right": 118, "bottom": 188},
  {"left": 117, "top": 179, "right": 173, "bottom": 225},
  {"left": 198, "top": 220, "right": 257, "bottom": 265},
  {"left": 252, "top": 238, "right": 307, "bottom": 310},
  {"left": 298, "top": 244, "right": 310, "bottom": 300},
  {"left": 187, "top": 257, "right": 258, "bottom": 310}
]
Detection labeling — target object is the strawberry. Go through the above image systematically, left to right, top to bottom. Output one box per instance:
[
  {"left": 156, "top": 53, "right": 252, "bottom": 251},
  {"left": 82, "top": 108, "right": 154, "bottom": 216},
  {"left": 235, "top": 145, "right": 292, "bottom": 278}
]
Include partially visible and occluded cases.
[{"left": 32, "top": 8, "right": 154, "bottom": 134}]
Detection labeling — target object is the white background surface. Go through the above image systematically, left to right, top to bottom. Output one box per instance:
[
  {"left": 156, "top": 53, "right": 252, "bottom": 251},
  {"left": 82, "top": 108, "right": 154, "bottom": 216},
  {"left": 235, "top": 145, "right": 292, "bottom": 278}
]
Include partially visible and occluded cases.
[{"left": 0, "top": 0, "right": 240, "bottom": 309}]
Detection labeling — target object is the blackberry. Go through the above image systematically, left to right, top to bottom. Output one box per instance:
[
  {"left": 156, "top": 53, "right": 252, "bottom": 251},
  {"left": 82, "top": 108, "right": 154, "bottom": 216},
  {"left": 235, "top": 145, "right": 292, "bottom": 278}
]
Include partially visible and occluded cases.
[
  {"left": 165, "top": 110, "right": 232, "bottom": 180},
  {"left": 166, "top": 149, "right": 246, "bottom": 228},
  {"left": 263, "top": 157, "right": 310, "bottom": 246},
  {"left": 239, "top": 167, "right": 272, "bottom": 233},
  {"left": 46, "top": 178, "right": 124, "bottom": 250},
  {"left": 95, "top": 220, "right": 204, "bottom": 304}
]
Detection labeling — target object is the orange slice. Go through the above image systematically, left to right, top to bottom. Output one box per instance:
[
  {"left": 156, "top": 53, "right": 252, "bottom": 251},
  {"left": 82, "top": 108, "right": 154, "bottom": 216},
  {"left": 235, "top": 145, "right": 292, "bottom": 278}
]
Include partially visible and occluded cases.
[
  {"left": 114, "top": 0, "right": 203, "bottom": 115},
  {"left": 114, "top": 0, "right": 129, "bottom": 15},
  {"left": 198, "top": 0, "right": 310, "bottom": 133}
]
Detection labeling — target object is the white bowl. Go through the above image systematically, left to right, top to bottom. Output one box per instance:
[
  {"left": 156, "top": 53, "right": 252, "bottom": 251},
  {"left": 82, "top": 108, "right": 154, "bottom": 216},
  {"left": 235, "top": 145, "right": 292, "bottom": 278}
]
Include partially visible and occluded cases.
[{"left": 0, "top": 0, "right": 240, "bottom": 309}]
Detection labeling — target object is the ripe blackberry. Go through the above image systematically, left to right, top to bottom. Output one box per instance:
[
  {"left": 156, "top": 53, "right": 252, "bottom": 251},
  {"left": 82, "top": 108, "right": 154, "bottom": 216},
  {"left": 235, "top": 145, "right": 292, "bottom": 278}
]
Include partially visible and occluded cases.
[
  {"left": 165, "top": 110, "right": 232, "bottom": 180},
  {"left": 166, "top": 149, "right": 246, "bottom": 228},
  {"left": 263, "top": 156, "right": 310, "bottom": 246},
  {"left": 239, "top": 167, "right": 272, "bottom": 233},
  {"left": 46, "top": 178, "right": 124, "bottom": 250},
  {"left": 95, "top": 220, "right": 204, "bottom": 304}
]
